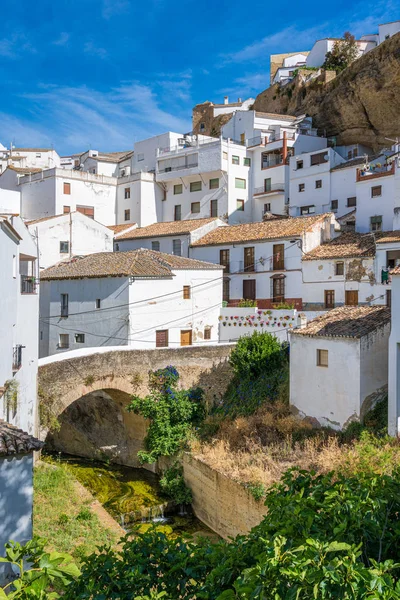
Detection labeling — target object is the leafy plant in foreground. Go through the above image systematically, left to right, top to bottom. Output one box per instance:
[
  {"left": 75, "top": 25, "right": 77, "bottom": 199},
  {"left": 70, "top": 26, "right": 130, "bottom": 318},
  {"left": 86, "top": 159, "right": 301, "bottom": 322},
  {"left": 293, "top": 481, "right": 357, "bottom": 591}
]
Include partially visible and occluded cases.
[{"left": 159, "top": 465, "right": 192, "bottom": 505}]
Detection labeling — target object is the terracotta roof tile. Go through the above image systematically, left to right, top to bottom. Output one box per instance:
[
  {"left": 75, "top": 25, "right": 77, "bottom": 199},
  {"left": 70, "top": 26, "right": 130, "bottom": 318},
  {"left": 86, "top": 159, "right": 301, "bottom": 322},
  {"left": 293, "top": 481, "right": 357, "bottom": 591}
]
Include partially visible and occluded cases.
[
  {"left": 7, "top": 166, "right": 43, "bottom": 174},
  {"left": 191, "top": 214, "right": 332, "bottom": 247},
  {"left": 117, "top": 218, "right": 220, "bottom": 240},
  {"left": 107, "top": 223, "right": 137, "bottom": 235},
  {"left": 375, "top": 230, "right": 400, "bottom": 244},
  {"left": 302, "top": 232, "right": 376, "bottom": 261},
  {"left": 40, "top": 248, "right": 223, "bottom": 281},
  {"left": 292, "top": 306, "right": 391, "bottom": 339},
  {"left": 0, "top": 420, "right": 44, "bottom": 456}
]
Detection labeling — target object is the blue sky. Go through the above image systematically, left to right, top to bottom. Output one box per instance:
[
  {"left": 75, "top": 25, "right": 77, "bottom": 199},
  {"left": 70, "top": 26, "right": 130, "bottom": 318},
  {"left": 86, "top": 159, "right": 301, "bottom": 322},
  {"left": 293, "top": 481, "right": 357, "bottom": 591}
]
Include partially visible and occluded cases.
[{"left": 0, "top": 0, "right": 398, "bottom": 155}]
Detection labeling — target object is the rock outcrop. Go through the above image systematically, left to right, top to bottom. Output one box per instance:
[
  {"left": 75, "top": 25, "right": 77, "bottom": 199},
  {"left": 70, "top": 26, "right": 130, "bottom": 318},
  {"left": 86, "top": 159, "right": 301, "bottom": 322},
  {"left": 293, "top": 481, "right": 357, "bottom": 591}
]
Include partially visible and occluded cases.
[{"left": 253, "top": 33, "right": 400, "bottom": 151}]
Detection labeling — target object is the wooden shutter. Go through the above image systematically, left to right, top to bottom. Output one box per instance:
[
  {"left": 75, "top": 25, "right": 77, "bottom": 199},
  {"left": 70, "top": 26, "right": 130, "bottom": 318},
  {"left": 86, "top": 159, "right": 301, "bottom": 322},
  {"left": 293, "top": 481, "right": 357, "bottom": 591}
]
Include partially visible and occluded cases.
[
  {"left": 63, "top": 182, "right": 71, "bottom": 195},
  {"left": 211, "top": 199, "right": 218, "bottom": 217},
  {"left": 63, "top": 205, "right": 70, "bottom": 214},
  {"left": 77, "top": 205, "right": 94, "bottom": 219},
  {"left": 273, "top": 244, "right": 285, "bottom": 270},
  {"left": 244, "top": 247, "right": 255, "bottom": 272},
  {"left": 220, "top": 249, "right": 230, "bottom": 273},
  {"left": 272, "top": 276, "right": 285, "bottom": 303},
  {"left": 223, "top": 278, "right": 230, "bottom": 302},
  {"left": 243, "top": 279, "right": 256, "bottom": 300},
  {"left": 183, "top": 285, "right": 191, "bottom": 299},
  {"left": 324, "top": 290, "right": 335, "bottom": 309},
  {"left": 345, "top": 290, "right": 358, "bottom": 306},
  {"left": 204, "top": 327, "right": 211, "bottom": 340},
  {"left": 156, "top": 330, "right": 168, "bottom": 348},
  {"left": 180, "top": 330, "right": 192, "bottom": 346}
]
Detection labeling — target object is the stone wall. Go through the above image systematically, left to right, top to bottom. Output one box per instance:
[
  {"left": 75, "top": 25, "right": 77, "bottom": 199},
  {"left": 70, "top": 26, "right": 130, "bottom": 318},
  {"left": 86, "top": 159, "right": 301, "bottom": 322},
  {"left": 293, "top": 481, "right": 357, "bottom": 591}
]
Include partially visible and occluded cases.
[{"left": 183, "top": 453, "right": 266, "bottom": 539}]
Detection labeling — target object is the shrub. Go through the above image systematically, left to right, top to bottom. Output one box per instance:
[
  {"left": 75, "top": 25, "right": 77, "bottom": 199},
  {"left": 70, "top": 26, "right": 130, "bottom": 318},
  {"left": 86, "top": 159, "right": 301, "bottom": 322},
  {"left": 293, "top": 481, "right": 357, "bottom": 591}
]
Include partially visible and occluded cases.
[
  {"left": 238, "top": 298, "right": 257, "bottom": 307},
  {"left": 229, "top": 332, "right": 288, "bottom": 380},
  {"left": 127, "top": 367, "right": 205, "bottom": 464},
  {"left": 159, "top": 465, "right": 192, "bottom": 505}
]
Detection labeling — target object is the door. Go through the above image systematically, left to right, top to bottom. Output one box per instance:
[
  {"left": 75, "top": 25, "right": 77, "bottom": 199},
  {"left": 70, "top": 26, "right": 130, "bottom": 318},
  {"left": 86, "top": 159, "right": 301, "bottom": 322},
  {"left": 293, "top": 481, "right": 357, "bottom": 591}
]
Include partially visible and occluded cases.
[
  {"left": 273, "top": 244, "right": 285, "bottom": 270},
  {"left": 244, "top": 247, "right": 255, "bottom": 272},
  {"left": 272, "top": 276, "right": 285, "bottom": 303},
  {"left": 243, "top": 279, "right": 256, "bottom": 300},
  {"left": 324, "top": 290, "right": 335, "bottom": 309},
  {"left": 345, "top": 290, "right": 358, "bottom": 306},
  {"left": 156, "top": 330, "right": 168, "bottom": 348},
  {"left": 180, "top": 330, "right": 192, "bottom": 347}
]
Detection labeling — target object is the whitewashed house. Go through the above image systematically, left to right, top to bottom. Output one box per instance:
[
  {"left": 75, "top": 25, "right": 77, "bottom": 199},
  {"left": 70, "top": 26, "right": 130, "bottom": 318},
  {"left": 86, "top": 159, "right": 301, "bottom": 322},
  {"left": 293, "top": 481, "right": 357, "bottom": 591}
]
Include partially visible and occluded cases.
[
  {"left": 305, "top": 37, "right": 377, "bottom": 68},
  {"left": 272, "top": 53, "right": 309, "bottom": 84},
  {"left": 0, "top": 147, "right": 60, "bottom": 174},
  {"left": 355, "top": 159, "right": 399, "bottom": 233},
  {"left": 0, "top": 187, "right": 21, "bottom": 214},
  {"left": 27, "top": 212, "right": 114, "bottom": 270},
  {"left": 191, "top": 213, "right": 337, "bottom": 308},
  {"left": 0, "top": 215, "right": 39, "bottom": 435},
  {"left": 114, "top": 217, "right": 226, "bottom": 256},
  {"left": 39, "top": 249, "right": 223, "bottom": 357},
  {"left": 389, "top": 264, "right": 400, "bottom": 436},
  {"left": 290, "top": 306, "right": 391, "bottom": 429},
  {"left": 0, "top": 421, "right": 44, "bottom": 586}
]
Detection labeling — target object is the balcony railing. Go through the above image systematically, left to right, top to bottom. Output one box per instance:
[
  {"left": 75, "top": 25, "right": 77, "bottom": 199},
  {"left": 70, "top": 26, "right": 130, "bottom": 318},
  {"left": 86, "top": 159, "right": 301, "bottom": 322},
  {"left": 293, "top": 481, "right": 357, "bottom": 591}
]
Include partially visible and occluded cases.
[
  {"left": 157, "top": 161, "right": 199, "bottom": 174},
  {"left": 356, "top": 162, "right": 395, "bottom": 182},
  {"left": 254, "top": 183, "right": 285, "bottom": 195},
  {"left": 21, "top": 276, "right": 38, "bottom": 294},
  {"left": 12, "top": 345, "right": 23, "bottom": 371}
]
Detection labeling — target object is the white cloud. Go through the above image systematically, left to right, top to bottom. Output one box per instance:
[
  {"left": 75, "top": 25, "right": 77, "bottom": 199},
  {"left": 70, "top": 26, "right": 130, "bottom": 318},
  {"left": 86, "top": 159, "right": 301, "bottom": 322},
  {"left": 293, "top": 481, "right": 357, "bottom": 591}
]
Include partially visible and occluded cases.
[
  {"left": 102, "top": 0, "right": 130, "bottom": 19},
  {"left": 0, "top": 32, "right": 37, "bottom": 59},
  {"left": 52, "top": 32, "right": 70, "bottom": 46},
  {"left": 84, "top": 41, "right": 108, "bottom": 59},
  {"left": 220, "top": 73, "right": 269, "bottom": 97}
]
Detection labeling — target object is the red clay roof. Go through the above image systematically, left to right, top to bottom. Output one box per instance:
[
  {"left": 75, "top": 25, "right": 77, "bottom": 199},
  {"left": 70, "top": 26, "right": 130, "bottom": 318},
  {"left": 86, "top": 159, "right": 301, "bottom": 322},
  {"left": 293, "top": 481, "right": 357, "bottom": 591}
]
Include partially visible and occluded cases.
[
  {"left": 117, "top": 218, "right": 219, "bottom": 240},
  {"left": 302, "top": 232, "right": 376, "bottom": 261},
  {"left": 292, "top": 306, "right": 391, "bottom": 339},
  {"left": 0, "top": 420, "right": 44, "bottom": 456}
]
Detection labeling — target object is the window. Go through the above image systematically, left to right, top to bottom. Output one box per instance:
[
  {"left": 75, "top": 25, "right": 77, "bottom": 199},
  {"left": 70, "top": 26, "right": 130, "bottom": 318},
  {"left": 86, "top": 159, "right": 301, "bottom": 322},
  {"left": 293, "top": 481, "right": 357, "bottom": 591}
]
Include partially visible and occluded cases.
[
  {"left": 200, "top": 122, "right": 205, "bottom": 131},
  {"left": 240, "top": 133, "right": 245, "bottom": 144},
  {"left": 223, "top": 151, "right": 228, "bottom": 160},
  {"left": 36, "top": 152, "right": 41, "bottom": 158},
  {"left": 136, "top": 152, "right": 144, "bottom": 162},
  {"left": 310, "top": 152, "right": 328, "bottom": 166},
  {"left": 232, "top": 155, "right": 239, "bottom": 165},
  {"left": 244, "top": 157, "right": 251, "bottom": 167},
  {"left": 296, "top": 160, "right": 303, "bottom": 169},
  {"left": 209, "top": 178, "right": 219, "bottom": 190},
  {"left": 235, "top": 178, "right": 246, "bottom": 189},
  {"left": 264, "top": 178, "right": 272, "bottom": 192},
  {"left": 315, "top": 179, "right": 322, "bottom": 189},
  {"left": 190, "top": 181, "right": 202, "bottom": 192},
  {"left": 63, "top": 182, "right": 71, "bottom": 195},
  {"left": 299, "top": 183, "right": 305, "bottom": 192},
  {"left": 174, "top": 184, "right": 183, "bottom": 195},
  {"left": 371, "top": 185, "right": 382, "bottom": 198},
  {"left": 124, "top": 187, "right": 130, "bottom": 199},
  {"left": 347, "top": 197, "right": 357, "bottom": 207},
  {"left": 210, "top": 199, "right": 218, "bottom": 217},
  {"left": 237, "top": 199, "right": 244, "bottom": 211},
  {"left": 331, "top": 200, "right": 338, "bottom": 211},
  {"left": 191, "top": 202, "right": 200, "bottom": 213},
  {"left": 264, "top": 203, "right": 271, "bottom": 213},
  {"left": 63, "top": 205, "right": 70, "bottom": 214},
  {"left": 77, "top": 205, "right": 94, "bottom": 219},
  {"left": 174, "top": 205, "right": 181, "bottom": 221},
  {"left": 300, "top": 205, "right": 315, "bottom": 215},
  {"left": 124, "top": 209, "right": 131, "bottom": 221},
  {"left": 370, "top": 216, "right": 383, "bottom": 232},
  {"left": 172, "top": 239, "right": 181, "bottom": 256},
  {"left": 60, "top": 241, "right": 69, "bottom": 254},
  {"left": 151, "top": 241, "right": 160, "bottom": 252},
  {"left": 115, "top": 243, "right": 119, "bottom": 251},
  {"left": 273, "top": 243, "right": 285, "bottom": 270},
  {"left": 244, "top": 247, "right": 255, "bottom": 272},
  {"left": 220, "top": 249, "right": 230, "bottom": 273},
  {"left": 12, "top": 255, "right": 16, "bottom": 278},
  {"left": 335, "top": 262, "right": 344, "bottom": 276},
  {"left": 271, "top": 275, "right": 285, "bottom": 303},
  {"left": 223, "top": 278, "right": 230, "bottom": 302},
  {"left": 243, "top": 279, "right": 256, "bottom": 300},
  {"left": 183, "top": 285, "right": 191, "bottom": 299},
  {"left": 387, "top": 289, "right": 392, "bottom": 309},
  {"left": 324, "top": 290, "right": 335, "bottom": 309},
  {"left": 345, "top": 290, "right": 359, "bottom": 306},
  {"left": 60, "top": 293, "right": 69, "bottom": 317},
  {"left": 96, "top": 299, "right": 101, "bottom": 309},
  {"left": 204, "top": 327, "right": 211, "bottom": 340},
  {"left": 156, "top": 330, "right": 169, "bottom": 348},
  {"left": 180, "top": 330, "right": 193, "bottom": 346},
  {"left": 75, "top": 333, "right": 85, "bottom": 343},
  {"left": 59, "top": 334, "right": 69, "bottom": 349},
  {"left": 12, "top": 345, "right": 23, "bottom": 371},
  {"left": 317, "top": 349, "right": 328, "bottom": 367}
]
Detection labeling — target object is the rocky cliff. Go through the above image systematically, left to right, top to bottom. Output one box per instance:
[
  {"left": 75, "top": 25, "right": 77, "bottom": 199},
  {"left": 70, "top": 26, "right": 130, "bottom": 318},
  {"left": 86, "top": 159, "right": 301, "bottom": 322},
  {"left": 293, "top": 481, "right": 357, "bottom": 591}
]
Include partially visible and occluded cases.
[{"left": 253, "top": 33, "right": 400, "bottom": 151}]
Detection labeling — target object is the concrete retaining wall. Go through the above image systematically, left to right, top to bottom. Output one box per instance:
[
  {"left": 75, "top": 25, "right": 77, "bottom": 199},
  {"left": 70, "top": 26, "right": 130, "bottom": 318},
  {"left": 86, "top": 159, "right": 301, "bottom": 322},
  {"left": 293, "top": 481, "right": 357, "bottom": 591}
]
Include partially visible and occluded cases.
[{"left": 183, "top": 453, "right": 267, "bottom": 539}]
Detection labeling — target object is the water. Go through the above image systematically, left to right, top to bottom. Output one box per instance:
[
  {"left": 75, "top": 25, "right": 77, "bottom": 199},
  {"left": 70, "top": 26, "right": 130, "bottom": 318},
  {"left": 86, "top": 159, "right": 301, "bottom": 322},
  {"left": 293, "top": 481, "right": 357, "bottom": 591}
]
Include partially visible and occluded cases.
[{"left": 45, "top": 454, "right": 216, "bottom": 539}]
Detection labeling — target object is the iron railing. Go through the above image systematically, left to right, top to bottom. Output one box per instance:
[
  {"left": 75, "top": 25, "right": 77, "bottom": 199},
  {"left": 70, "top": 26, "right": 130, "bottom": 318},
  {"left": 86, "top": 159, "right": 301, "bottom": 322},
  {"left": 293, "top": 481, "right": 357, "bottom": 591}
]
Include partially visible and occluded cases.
[
  {"left": 254, "top": 183, "right": 285, "bottom": 195},
  {"left": 20, "top": 276, "right": 37, "bottom": 294},
  {"left": 12, "top": 345, "right": 23, "bottom": 370}
]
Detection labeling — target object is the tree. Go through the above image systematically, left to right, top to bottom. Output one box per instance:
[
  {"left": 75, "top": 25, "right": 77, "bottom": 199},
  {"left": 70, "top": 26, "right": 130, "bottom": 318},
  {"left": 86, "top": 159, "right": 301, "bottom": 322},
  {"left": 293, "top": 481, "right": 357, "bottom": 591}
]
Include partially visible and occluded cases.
[{"left": 322, "top": 32, "right": 359, "bottom": 73}]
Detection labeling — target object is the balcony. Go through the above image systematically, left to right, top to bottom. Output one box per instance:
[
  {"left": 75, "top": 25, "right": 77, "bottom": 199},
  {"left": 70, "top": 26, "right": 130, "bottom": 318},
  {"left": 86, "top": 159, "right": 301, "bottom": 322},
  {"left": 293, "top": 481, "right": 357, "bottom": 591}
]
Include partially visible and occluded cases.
[
  {"left": 157, "top": 161, "right": 199, "bottom": 174},
  {"left": 356, "top": 162, "right": 395, "bottom": 182},
  {"left": 254, "top": 183, "right": 285, "bottom": 196},
  {"left": 21, "top": 275, "right": 38, "bottom": 294},
  {"left": 12, "top": 345, "right": 23, "bottom": 371}
]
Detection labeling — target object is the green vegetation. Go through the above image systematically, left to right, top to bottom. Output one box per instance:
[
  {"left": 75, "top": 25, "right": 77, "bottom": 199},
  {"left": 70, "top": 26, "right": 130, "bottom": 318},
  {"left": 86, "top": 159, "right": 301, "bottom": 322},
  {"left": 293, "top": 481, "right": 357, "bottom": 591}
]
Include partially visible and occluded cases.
[
  {"left": 323, "top": 31, "right": 359, "bottom": 73},
  {"left": 238, "top": 299, "right": 257, "bottom": 307},
  {"left": 127, "top": 366, "right": 205, "bottom": 464},
  {"left": 33, "top": 463, "right": 118, "bottom": 560},
  {"left": 159, "top": 465, "right": 192, "bottom": 505}
]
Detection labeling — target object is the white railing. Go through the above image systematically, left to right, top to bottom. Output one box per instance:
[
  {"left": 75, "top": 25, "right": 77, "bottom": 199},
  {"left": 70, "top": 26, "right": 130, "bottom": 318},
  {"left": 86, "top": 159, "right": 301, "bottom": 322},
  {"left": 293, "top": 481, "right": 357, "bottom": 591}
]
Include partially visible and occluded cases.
[{"left": 254, "top": 183, "right": 285, "bottom": 195}]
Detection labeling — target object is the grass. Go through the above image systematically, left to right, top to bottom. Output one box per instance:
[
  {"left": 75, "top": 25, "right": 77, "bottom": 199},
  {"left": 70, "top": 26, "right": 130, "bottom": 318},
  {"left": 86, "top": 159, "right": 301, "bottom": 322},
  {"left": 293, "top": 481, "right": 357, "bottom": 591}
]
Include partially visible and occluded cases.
[{"left": 34, "top": 462, "right": 118, "bottom": 561}]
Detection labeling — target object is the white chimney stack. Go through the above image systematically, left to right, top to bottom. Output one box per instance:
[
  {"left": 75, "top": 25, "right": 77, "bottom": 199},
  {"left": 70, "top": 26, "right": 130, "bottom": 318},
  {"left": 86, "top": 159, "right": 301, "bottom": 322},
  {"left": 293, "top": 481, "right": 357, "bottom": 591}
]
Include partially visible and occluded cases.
[{"left": 224, "top": 96, "right": 229, "bottom": 105}]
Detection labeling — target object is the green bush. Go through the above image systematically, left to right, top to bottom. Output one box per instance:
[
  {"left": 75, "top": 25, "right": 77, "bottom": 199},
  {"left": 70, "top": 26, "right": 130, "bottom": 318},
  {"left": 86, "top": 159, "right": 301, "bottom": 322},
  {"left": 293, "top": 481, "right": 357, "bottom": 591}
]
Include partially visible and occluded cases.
[
  {"left": 237, "top": 299, "right": 257, "bottom": 307},
  {"left": 229, "top": 331, "right": 288, "bottom": 380},
  {"left": 127, "top": 366, "right": 205, "bottom": 464},
  {"left": 159, "top": 465, "right": 192, "bottom": 505}
]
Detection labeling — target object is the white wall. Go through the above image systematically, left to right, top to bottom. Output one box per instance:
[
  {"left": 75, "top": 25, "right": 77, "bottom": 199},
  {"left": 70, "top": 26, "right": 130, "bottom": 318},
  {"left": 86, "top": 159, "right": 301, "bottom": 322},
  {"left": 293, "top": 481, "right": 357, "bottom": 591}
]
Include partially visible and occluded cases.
[
  {"left": 379, "top": 22, "right": 400, "bottom": 43},
  {"left": 133, "top": 132, "right": 182, "bottom": 173},
  {"left": 356, "top": 168, "right": 398, "bottom": 233},
  {"left": 116, "top": 172, "right": 163, "bottom": 227},
  {"left": 0, "top": 188, "right": 21, "bottom": 214},
  {"left": 28, "top": 212, "right": 114, "bottom": 270},
  {"left": 116, "top": 234, "right": 190, "bottom": 256},
  {"left": 389, "top": 273, "right": 400, "bottom": 435},
  {"left": 360, "top": 324, "right": 390, "bottom": 413},
  {"left": 290, "top": 334, "right": 361, "bottom": 428},
  {"left": 0, "top": 454, "right": 34, "bottom": 586}
]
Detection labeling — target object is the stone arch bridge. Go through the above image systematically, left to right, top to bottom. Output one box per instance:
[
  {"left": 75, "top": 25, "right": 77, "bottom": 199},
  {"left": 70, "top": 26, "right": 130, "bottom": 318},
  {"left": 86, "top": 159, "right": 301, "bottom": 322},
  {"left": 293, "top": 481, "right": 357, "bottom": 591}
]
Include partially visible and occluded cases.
[{"left": 38, "top": 345, "right": 233, "bottom": 468}]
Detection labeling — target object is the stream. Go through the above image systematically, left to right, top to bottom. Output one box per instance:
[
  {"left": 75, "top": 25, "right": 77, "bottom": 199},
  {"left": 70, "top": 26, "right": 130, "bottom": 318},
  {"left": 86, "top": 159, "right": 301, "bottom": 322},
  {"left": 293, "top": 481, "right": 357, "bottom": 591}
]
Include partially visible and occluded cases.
[{"left": 45, "top": 454, "right": 217, "bottom": 540}]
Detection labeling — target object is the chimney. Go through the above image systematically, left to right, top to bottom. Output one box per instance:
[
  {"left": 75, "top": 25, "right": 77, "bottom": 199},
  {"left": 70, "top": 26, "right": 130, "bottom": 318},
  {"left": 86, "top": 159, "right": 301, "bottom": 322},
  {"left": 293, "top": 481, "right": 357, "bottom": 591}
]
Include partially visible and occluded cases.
[
  {"left": 224, "top": 96, "right": 229, "bottom": 105},
  {"left": 237, "top": 97, "right": 242, "bottom": 103},
  {"left": 282, "top": 131, "right": 288, "bottom": 164}
]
